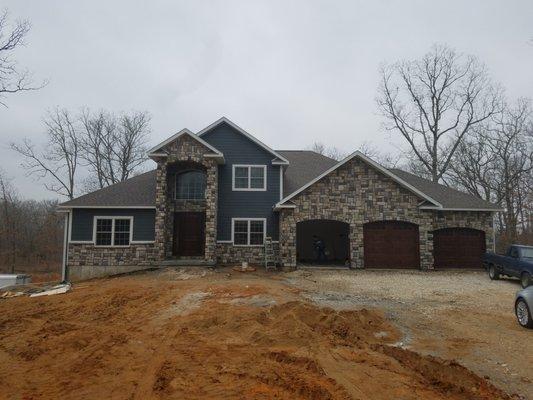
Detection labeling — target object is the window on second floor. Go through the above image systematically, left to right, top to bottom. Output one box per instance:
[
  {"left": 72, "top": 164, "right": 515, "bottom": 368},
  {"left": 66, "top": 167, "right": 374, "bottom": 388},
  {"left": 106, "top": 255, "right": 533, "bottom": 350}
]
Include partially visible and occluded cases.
[
  {"left": 232, "top": 165, "right": 266, "bottom": 191},
  {"left": 176, "top": 170, "right": 206, "bottom": 200}
]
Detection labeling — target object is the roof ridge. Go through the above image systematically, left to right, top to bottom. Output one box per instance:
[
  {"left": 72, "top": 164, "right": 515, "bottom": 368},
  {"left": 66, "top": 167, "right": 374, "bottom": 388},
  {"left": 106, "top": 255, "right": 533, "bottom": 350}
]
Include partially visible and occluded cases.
[{"left": 389, "top": 168, "right": 490, "bottom": 198}]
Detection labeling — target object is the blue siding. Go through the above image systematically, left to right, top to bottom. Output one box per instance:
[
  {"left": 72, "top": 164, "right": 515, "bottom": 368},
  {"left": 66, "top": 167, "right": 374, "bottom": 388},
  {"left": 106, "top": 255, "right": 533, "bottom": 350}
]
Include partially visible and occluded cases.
[
  {"left": 201, "top": 122, "right": 281, "bottom": 241},
  {"left": 70, "top": 208, "right": 156, "bottom": 242}
]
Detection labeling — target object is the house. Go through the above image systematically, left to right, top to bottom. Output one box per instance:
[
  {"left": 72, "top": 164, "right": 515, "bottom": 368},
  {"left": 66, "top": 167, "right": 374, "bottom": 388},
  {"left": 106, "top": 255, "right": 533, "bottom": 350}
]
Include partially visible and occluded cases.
[{"left": 58, "top": 117, "right": 501, "bottom": 281}]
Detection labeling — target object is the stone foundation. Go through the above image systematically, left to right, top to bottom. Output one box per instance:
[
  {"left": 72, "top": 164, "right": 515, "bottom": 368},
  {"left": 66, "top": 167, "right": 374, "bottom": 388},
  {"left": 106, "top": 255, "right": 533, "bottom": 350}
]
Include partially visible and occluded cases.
[
  {"left": 216, "top": 242, "right": 280, "bottom": 265},
  {"left": 67, "top": 243, "right": 158, "bottom": 281}
]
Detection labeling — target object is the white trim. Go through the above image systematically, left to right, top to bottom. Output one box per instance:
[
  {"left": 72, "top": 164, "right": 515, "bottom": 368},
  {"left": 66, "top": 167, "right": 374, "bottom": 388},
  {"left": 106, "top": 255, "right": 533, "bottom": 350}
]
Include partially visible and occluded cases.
[
  {"left": 196, "top": 117, "right": 289, "bottom": 165},
  {"left": 147, "top": 128, "right": 225, "bottom": 162},
  {"left": 275, "top": 151, "right": 443, "bottom": 209},
  {"left": 232, "top": 165, "right": 267, "bottom": 191},
  {"left": 279, "top": 166, "right": 283, "bottom": 201},
  {"left": 273, "top": 204, "right": 296, "bottom": 210},
  {"left": 59, "top": 205, "right": 156, "bottom": 209},
  {"left": 419, "top": 206, "right": 503, "bottom": 212},
  {"left": 93, "top": 216, "right": 134, "bottom": 247},
  {"left": 231, "top": 218, "right": 267, "bottom": 246},
  {"left": 130, "top": 240, "right": 155, "bottom": 244},
  {"left": 216, "top": 240, "right": 233, "bottom": 244}
]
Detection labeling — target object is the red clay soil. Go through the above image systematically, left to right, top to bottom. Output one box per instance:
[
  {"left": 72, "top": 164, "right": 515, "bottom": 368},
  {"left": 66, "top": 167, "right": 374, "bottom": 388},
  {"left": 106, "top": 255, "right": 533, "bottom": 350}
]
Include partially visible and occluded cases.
[{"left": 0, "top": 272, "right": 513, "bottom": 400}]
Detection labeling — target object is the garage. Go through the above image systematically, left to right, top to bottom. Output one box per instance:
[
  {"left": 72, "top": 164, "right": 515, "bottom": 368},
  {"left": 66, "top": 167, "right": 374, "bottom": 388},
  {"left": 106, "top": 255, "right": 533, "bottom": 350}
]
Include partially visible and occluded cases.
[
  {"left": 296, "top": 220, "right": 350, "bottom": 265},
  {"left": 363, "top": 221, "right": 420, "bottom": 268},
  {"left": 433, "top": 228, "right": 486, "bottom": 268}
]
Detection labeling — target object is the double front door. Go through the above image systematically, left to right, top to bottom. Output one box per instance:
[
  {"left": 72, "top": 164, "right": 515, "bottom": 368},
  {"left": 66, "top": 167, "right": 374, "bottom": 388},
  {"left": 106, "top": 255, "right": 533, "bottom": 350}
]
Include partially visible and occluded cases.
[{"left": 173, "top": 212, "right": 205, "bottom": 257}]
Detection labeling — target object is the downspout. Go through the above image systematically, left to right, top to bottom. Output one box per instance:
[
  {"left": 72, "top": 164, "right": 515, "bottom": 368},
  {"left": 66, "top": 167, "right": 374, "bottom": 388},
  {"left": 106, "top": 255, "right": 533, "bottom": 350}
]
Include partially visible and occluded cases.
[
  {"left": 61, "top": 210, "right": 70, "bottom": 283},
  {"left": 492, "top": 212, "right": 496, "bottom": 252}
]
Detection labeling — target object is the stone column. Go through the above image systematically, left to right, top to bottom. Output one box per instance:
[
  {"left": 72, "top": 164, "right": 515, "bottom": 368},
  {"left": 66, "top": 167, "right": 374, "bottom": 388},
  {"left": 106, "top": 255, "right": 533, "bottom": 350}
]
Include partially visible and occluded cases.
[
  {"left": 204, "top": 160, "right": 218, "bottom": 263},
  {"left": 154, "top": 161, "right": 168, "bottom": 262},
  {"left": 279, "top": 210, "right": 297, "bottom": 268},
  {"left": 350, "top": 221, "right": 364, "bottom": 268},
  {"left": 419, "top": 224, "right": 434, "bottom": 269}
]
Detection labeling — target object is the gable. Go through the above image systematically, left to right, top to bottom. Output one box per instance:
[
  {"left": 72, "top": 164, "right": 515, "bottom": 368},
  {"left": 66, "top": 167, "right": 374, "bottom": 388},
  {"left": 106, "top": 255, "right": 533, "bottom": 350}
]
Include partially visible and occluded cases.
[
  {"left": 197, "top": 117, "right": 289, "bottom": 165},
  {"left": 147, "top": 129, "right": 224, "bottom": 163},
  {"left": 276, "top": 151, "right": 442, "bottom": 209},
  {"left": 286, "top": 156, "right": 427, "bottom": 207}
]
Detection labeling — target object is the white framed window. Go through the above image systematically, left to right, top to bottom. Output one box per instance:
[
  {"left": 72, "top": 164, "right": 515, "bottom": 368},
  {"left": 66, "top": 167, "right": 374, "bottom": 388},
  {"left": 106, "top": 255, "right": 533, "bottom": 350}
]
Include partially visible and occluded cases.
[
  {"left": 232, "top": 165, "right": 267, "bottom": 191},
  {"left": 93, "top": 216, "right": 133, "bottom": 247},
  {"left": 231, "top": 218, "right": 266, "bottom": 246}
]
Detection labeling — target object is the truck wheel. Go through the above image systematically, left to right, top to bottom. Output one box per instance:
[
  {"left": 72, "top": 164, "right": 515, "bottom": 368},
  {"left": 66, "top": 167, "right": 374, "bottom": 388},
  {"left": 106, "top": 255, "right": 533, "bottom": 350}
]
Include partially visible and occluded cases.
[
  {"left": 488, "top": 265, "right": 499, "bottom": 280},
  {"left": 521, "top": 272, "right": 531, "bottom": 289},
  {"left": 515, "top": 298, "right": 533, "bottom": 328}
]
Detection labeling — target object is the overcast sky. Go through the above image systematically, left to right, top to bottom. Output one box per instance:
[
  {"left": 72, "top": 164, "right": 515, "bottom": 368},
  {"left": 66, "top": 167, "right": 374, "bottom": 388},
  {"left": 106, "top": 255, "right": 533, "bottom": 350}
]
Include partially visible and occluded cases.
[{"left": 1, "top": 0, "right": 532, "bottom": 200}]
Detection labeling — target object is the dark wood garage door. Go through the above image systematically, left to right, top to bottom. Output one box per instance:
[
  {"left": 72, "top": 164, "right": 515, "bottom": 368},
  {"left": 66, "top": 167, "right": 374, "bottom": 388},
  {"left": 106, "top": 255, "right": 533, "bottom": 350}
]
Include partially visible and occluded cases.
[
  {"left": 364, "top": 221, "right": 420, "bottom": 268},
  {"left": 433, "top": 228, "right": 486, "bottom": 268}
]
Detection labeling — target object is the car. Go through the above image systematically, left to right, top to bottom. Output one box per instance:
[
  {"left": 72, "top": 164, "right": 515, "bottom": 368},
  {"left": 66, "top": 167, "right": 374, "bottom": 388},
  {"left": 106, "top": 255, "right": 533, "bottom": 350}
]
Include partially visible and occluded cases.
[
  {"left": 483, "top": 244, "right": 533, "bottom": 288},
  {"left": 515, "top": 286, "right": 533, "bottom": 329}
]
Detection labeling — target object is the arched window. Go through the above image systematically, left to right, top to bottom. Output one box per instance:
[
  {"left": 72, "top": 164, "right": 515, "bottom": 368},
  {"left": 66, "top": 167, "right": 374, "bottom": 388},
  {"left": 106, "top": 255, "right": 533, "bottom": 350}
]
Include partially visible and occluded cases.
[{"left": 176, "top": 170, "right": 206, "bottom": 200}]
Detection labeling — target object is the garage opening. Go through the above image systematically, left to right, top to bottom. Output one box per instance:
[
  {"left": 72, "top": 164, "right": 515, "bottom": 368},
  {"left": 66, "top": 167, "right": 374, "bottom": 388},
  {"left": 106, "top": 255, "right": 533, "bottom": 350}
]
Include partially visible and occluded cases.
[
  {"left": 296, "top": 220, "right": 350, "bottom": 265},
  {"left": 364, "top": 221, "right": 420, "bottom": 268},
  {"left": 433, "top": 228, "right": 486, "bottom": 268}
]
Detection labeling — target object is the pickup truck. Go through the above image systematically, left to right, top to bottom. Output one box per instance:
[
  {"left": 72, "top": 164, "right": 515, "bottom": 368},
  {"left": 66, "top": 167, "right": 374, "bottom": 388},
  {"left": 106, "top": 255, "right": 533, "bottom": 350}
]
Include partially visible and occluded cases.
[{"left": 483, "top": 245, "right": 533, "bottom": 288}]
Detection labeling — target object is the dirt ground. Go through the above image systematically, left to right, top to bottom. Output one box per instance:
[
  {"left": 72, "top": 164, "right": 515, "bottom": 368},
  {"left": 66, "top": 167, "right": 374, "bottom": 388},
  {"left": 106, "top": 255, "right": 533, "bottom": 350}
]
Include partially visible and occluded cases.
[{"left": 0, "top": 267, "right": 529, "bottom": 399}]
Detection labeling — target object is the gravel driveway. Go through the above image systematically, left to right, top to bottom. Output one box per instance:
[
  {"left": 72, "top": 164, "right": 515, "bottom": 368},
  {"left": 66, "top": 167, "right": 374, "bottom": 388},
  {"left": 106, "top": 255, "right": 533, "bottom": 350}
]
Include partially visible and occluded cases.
[{"left": 282, "top": 269, "right": 532, "bottom": 399}]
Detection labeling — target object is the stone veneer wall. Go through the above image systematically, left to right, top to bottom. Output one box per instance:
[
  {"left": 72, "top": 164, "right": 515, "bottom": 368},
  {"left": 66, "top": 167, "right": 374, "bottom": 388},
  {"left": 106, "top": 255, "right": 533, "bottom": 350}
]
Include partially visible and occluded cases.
[
  {"left": 154, "top": 134, "right": 218, "bottom": 263},
  {"left": 279, "top": 158, "right": 494, "bottom": 269},
  {"left": 216, "top": 242, "right": 280, "bottom": 265},
  {"left": 67, "top": 243, "right": 158, "bottom": 281}
]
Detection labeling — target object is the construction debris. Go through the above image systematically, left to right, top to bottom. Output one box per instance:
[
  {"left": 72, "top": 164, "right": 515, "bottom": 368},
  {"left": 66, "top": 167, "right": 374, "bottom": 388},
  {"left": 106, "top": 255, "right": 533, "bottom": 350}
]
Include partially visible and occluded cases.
[
  {"left": 232, "top": 265, "right": 256, "bottom": 272},
  {"left": 29, "top": 283, "right": 71, "bottom": 297}
]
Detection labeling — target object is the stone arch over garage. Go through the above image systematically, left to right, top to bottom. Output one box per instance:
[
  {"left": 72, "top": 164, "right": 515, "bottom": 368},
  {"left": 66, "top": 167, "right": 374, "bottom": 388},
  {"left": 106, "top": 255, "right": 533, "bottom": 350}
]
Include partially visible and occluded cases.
[{"left": 296, "top": 219, "right": 350, "bottom": 265}]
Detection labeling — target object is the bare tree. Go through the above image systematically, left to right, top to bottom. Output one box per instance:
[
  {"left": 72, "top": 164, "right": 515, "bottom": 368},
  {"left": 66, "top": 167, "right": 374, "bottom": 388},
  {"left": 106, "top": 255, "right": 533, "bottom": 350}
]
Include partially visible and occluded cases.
[
  {"left": 0, "top": 9, "right": 45, "bottom": 106},
  {"left": 377, "top": 44, "right": 502, "bottom": 182},
  {"left": 448, "top": 98, "right": 533, "bottom": 247},
  {"left": 487, "top": 99, "right": 532, "bottom": 243},
  {"left": 11, "top": 108, "right": 80, "bottom": 199},
  {"left": 80, "top": 110, "right": 150, "bottom": 190},
  {"left": 356, "top": 140, "right": 402, "bottom": 168},
  {"left": 309, "top": 142, "right": 346, "bottom": 161},
  {"left": 0, "top": 169, "right": 18, "bottom": 272}
]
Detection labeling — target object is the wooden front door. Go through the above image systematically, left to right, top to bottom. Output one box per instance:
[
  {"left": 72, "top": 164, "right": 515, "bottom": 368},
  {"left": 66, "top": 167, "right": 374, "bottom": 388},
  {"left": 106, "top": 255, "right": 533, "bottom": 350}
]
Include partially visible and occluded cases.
[{"left": 173, "top": 212, "right": 205, "bottom": 257}]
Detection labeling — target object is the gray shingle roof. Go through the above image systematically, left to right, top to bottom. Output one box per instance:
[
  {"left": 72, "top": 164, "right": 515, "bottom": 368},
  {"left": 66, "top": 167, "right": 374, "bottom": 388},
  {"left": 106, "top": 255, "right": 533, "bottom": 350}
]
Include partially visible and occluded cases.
[
  {"left": 276, "top": 150, "right": 338, "bottom": 197},
  {"left": 58, "top": 151, "right": 500, "bottom": 212},
  {"left": 389, "top": 168, "right": 500, "bottom": 210},
  {"left": 59, "top": 170, "right": 157, "bottom": 207}
]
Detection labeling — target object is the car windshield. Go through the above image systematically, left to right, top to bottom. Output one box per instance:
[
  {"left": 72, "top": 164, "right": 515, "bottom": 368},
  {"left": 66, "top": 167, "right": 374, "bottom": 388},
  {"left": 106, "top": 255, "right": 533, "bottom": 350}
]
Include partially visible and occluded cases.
[{"left": 521, "top": 247, "right": 533, "bottom": 259}]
